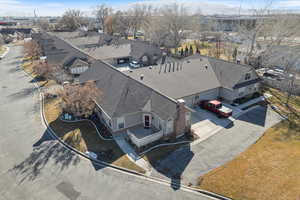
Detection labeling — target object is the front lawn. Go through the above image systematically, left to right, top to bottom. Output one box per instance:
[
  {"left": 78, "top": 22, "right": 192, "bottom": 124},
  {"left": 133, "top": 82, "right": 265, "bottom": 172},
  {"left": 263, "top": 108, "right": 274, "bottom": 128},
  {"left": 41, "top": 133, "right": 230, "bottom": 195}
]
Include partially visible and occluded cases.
[
  {"left": 197, "top": 88, "right": 300, "bottom": 200},
  {"left": 44, "top": 91, "right": 146, "bottom": 174}
]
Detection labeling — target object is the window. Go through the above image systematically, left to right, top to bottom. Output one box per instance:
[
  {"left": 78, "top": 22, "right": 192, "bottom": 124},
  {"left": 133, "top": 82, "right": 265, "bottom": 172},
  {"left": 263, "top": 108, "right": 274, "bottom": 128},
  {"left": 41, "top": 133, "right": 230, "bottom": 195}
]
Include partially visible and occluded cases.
[
  {"left": 245, "top": 73, "right": 251, "bottom": 80},
  {"left": 117, "top": 117, "right": 125, "bottom": 129}
]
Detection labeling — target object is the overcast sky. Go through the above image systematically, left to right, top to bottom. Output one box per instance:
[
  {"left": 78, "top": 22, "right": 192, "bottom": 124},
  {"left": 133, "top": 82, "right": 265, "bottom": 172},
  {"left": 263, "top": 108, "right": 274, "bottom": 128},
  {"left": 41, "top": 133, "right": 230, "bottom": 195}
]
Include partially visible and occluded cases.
[{"left": 0, "top": 0, "right": 300, "bottom": 17}]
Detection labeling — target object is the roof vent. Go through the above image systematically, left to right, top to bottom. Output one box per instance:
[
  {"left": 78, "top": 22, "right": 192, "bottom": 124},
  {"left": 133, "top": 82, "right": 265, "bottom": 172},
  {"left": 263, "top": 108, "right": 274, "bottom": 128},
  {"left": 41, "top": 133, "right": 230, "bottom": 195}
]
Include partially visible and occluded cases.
[
  {"left": 187, "top": 60, "right": 190, "bottom": 63},
  {"left": 205, "top": 65, "right": 208, "bottom": 69},
  {"left": 149, "top": 66, "right": 152, "bottom": 69},
  {"left": 129, "top": 70, "right": 133, "bottom": 73},
  {"left": 140, "top": 74, "right": 144, "bottom": 80}
]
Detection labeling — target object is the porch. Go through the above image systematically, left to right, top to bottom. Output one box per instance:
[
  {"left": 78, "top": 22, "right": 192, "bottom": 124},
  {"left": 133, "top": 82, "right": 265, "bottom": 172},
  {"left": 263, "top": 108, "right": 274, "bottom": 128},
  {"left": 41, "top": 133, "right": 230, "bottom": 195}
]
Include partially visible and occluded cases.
[{"left": 127, "top": 125, "right": 163, "bottom": 149}]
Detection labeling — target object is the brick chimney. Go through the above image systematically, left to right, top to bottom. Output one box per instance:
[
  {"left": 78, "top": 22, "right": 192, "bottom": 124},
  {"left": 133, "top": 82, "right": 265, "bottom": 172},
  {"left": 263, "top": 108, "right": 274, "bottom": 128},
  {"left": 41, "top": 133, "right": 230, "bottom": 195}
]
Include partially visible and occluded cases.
[{"left": 174, "top": 99, "right": 187, "bottom": 137}]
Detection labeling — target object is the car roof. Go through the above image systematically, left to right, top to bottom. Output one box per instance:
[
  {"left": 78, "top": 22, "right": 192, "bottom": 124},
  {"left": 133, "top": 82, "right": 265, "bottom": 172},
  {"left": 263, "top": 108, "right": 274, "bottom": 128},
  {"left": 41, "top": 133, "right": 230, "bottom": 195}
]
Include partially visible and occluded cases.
[{"left": 209, "top": 100, "right": 221, "bottom": 105}]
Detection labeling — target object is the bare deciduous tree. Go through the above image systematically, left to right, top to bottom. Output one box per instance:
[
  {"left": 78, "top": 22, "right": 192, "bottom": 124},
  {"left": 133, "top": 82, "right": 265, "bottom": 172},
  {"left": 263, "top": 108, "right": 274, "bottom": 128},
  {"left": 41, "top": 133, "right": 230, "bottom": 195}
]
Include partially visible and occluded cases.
[
  {"left": 237, "top": 1, "right": 300, "bottom": 65},
  {"left": 160, "top": 3, "right": 189, "bottom": 48},
  {"left": 94, "top": 4, "right": 113, "bottom": 31},
  {"left": 128, "top": 4, "right": 153, "bottom": 38},
  {"left": 58, "top": 9, "right": 87, "bottom": 31},
  {"left": 112, "top": 11, "right": 131, "bottom": 39},
  {"left": 23, "top": 40, "right": 41, "bottom": 61},
  {"left": 32, "top": 62, "right": 60, "bottom": 82},
  {"left": 60, "top": 81, "right": 102, "bottom": 118}
]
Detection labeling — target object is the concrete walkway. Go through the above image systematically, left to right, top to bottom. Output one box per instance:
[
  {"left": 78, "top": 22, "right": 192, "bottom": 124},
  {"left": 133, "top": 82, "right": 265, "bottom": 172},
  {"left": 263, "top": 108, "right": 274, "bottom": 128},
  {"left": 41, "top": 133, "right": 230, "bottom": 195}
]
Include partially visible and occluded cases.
[{"left": 113, "top": 134, "right": 152, "bottom": 174}]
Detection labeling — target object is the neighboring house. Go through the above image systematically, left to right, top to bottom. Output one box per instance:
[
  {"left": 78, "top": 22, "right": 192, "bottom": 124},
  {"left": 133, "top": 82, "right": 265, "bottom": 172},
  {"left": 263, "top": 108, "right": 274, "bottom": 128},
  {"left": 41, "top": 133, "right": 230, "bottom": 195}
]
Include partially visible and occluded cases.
[
  {"left": 55, "top": 32, "right": 162, "bottom": 67},
  {"left": 32, "top": 33, "right": 94, "bottom": 80},
  {"left": 64, "top": 57, "right": 90, "bottom": 77}
]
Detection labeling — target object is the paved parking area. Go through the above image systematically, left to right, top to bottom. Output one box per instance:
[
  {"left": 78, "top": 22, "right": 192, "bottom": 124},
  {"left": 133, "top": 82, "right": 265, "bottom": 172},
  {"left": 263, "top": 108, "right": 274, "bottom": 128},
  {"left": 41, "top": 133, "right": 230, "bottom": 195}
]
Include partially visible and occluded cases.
[
  {"left": 190, "top": 104, "right": 242, "bottom": 142},
  {"left": 151, "top": 105, "right": 283, "bottom": 185}
]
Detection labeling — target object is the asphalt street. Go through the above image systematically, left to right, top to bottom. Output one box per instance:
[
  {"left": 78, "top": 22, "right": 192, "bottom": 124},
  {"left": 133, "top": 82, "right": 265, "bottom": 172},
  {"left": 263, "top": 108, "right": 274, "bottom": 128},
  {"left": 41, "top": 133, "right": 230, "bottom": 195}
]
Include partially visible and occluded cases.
[{"left": 0, "top": 45, "right": 217, "bottom": 200}]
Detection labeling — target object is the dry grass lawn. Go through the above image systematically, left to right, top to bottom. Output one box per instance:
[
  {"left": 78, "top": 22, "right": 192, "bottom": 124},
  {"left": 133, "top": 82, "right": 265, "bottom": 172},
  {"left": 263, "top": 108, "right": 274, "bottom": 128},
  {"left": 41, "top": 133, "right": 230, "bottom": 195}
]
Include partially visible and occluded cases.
[
  {"left": 198, "top": 88, "right": 300, "bottom": 200},
  {"left": 44, "top": 97, "right": 146, "bottom": 174}
]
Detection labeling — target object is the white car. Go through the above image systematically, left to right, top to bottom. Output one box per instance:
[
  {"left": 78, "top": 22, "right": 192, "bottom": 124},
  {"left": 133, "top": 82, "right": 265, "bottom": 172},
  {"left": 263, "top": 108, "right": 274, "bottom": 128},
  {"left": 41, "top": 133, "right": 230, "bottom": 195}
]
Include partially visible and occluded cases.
[
  {"left": 130, "top": 61, "right": 140, "bottom": 68},
  {"left": 85, "top": 151, "right": 98, "bottom": 160}
]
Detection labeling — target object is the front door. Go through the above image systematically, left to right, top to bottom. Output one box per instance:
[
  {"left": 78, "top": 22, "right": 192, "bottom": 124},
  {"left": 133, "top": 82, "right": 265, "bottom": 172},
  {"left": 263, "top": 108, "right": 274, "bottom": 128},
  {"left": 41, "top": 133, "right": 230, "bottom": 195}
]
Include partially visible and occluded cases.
[{"left": 144, "top": 115, "right": 150, "bottom": 128}]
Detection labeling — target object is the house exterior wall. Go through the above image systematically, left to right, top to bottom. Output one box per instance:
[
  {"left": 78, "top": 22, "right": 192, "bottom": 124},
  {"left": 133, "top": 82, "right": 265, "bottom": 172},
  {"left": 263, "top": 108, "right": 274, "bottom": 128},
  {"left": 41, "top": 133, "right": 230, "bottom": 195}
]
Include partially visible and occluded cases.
[
  {"left": 70, "top": 66, "right": 89, "bottom": 74},
  {"left": 236, "top": 69, "right": 259, "bottom": 85},
  {"left": 220, "top": 83, "right": 261, "bottom": 103},
  {"left": 220, "top": 87, "right": 235, "bottom": 102},
  {"left": 182, "top": 88, "right": 220, "bottom": 107},
  {"left": 95, "top": 105, "right": 113, "bottom": 130},
  {"left": 124, "top": 112, "right": 143, "bottom": 129}
]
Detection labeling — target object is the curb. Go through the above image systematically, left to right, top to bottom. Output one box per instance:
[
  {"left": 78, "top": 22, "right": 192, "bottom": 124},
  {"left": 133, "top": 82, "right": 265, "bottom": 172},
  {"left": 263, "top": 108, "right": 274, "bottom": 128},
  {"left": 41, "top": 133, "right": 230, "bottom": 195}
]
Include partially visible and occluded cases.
[{"left": 20, "top": 57, "right": 231, "bottom": 200}]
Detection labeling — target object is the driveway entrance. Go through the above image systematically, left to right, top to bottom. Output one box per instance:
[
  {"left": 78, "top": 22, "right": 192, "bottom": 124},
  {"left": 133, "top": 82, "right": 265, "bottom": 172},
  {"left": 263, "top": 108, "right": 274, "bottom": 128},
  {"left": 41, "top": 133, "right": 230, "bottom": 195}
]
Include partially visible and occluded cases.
[{"left": 190, "top": 103, "right": 242, "bottom": 142}]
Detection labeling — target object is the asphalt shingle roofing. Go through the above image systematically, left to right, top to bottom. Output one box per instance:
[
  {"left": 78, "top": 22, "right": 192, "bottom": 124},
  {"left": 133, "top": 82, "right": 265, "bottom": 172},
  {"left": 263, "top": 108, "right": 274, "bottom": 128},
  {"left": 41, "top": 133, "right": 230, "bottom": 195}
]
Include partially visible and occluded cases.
[
  {"left": 124, "top": 57, "right": 221, "bottom": 99},
  {"left": 79, "top": 60, "right": 177, "bottom": 119}
]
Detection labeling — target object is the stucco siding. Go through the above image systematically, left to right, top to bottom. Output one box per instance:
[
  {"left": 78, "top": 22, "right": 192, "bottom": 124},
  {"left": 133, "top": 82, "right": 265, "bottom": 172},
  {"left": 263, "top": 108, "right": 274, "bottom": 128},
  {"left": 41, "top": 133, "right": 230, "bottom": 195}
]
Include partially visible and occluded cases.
[{"left": 125, "top": 112, "right": 143, "bottom": 128}]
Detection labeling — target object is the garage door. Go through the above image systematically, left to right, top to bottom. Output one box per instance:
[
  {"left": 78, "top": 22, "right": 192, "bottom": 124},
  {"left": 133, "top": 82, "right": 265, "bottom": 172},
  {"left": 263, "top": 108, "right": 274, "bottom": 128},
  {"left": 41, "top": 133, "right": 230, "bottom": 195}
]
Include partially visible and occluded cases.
[{"left": 198, "top": 89, "right": 219, "bottom": 101}]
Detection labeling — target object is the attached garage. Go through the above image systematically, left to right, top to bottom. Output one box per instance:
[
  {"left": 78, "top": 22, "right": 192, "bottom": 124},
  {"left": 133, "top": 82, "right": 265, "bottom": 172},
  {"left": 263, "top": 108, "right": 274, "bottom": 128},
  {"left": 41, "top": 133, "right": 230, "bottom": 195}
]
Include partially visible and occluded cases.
[{"left": 182, "top": 88, "right": 220, "bottom": 107}]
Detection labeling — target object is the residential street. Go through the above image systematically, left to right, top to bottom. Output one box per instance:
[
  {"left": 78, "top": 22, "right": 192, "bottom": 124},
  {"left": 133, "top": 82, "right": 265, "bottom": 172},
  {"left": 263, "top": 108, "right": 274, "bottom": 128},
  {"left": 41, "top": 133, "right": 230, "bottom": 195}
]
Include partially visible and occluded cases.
[
  {"left": 0, "top": 45, "right": 217, "bottom": 200},
  {"left": 151, "top": 105, "right": 283, "bottom": 185}
]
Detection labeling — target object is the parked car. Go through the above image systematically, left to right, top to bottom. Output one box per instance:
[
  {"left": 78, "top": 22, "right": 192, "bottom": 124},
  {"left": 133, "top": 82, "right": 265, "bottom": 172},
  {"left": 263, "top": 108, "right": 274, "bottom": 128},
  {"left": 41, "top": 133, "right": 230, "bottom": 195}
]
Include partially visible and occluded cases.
[
  {"left": 130, "top": 60, "right": 140, "bottom": 68},
  {"left": 199, "top": 100, "right": 233, "bottom": 118},
  {"left": 85, "top": 151, "right": 98, "bottom": 160}
]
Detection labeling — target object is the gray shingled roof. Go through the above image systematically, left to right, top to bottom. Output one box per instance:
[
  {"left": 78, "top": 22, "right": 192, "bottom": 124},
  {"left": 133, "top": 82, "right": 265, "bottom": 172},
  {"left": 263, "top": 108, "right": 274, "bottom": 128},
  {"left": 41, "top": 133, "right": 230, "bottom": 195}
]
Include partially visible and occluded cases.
[
  {"left": 54, "top": 32, "right": 161, "bottom": 63},
  {"left": 35, "top": 33, "right": 93, "bottom": 67},
  {"left": 124, "top": 55, "right": 259, "bottom": 99},
  {"left": 205, "top": 56, "right": 255, "bottom": 89},
  {"left": 124, "top": 57, "right": 221, "bottom": 99},
  {"left": 79, "top": 60, "right": 177, "bottom": 119}
]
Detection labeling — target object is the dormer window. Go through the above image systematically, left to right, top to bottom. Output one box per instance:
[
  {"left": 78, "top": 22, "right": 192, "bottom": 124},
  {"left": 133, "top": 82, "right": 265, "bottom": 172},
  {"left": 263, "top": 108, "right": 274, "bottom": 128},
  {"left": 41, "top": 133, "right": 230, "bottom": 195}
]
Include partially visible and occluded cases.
[{"left": 245, "top": 73, "right": 251, "bottom": 80}]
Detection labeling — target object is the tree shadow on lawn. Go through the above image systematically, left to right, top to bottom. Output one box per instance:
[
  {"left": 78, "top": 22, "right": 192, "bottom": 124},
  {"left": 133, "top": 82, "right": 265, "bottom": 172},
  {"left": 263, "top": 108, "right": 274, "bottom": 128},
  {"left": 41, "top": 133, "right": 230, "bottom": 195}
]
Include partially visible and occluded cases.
[
  {"left": 47, "top": 118, "right": 125, "bottom": 172},
  {"left": 10, "top": 128, "right": 80, "bottom": 184},
  {"left": 146, "top": 144, "right": 194, "bottom": 191}
]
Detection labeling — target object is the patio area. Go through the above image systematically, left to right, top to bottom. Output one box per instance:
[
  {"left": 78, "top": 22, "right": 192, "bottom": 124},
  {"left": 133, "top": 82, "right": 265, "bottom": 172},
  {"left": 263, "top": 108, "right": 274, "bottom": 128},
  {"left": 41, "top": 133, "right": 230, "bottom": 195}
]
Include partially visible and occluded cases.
[{"left": 127, "top": 125, "right": 163, "bottom": 149}]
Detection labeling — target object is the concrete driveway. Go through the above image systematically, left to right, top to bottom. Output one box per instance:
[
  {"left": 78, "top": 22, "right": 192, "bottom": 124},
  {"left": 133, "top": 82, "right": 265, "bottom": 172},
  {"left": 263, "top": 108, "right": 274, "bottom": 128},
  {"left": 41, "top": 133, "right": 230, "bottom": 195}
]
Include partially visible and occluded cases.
[
  {"left": 0, "top": 44, "right": 217, "bottom": 200},
  {"left": 190, "top": 104, "right": 242, "bottom": 142},
  {"left": 151, "top": 105, "right": 283, "bottom": 186}
]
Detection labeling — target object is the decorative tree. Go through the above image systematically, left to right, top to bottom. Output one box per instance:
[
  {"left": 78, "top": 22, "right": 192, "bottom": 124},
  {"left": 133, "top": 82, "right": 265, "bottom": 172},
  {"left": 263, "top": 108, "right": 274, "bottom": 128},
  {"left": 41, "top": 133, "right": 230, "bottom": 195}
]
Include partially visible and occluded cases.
[{"left": 60, "top": 81, "right": 102, "bottom": 118}]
